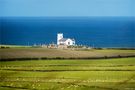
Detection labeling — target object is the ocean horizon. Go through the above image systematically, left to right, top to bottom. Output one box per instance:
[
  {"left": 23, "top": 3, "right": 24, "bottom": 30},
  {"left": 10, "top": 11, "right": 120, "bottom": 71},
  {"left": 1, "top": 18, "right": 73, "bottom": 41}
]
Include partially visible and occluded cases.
[{"left": 1, "top": 17, "right": 135, "bottom": 48}]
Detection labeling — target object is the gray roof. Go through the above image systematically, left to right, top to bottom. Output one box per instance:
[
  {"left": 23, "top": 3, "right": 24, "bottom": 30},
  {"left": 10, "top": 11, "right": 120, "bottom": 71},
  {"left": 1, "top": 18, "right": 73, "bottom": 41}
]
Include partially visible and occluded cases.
[
  {"left": 59, "top": 38, "right": 75, "bottom": 42},
  {"left": 59, "top": 38, "right": 68, "bottom": 42}
]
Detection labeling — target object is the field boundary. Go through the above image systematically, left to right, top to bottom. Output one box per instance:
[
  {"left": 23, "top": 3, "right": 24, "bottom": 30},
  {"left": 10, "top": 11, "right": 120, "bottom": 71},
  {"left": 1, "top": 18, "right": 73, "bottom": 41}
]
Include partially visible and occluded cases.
[{"left": 1, "top": 55, "right": 135, "bottom": 61}]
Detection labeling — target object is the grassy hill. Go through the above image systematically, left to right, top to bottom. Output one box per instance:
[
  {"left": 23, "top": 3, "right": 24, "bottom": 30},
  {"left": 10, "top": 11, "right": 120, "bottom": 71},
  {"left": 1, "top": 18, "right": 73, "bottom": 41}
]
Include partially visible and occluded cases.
[
  {"left": 0, "top": 47, "right": 135, "bottom": 60},
  {"left": 0, "top": 58, "right": 135, "bottom": 90}
]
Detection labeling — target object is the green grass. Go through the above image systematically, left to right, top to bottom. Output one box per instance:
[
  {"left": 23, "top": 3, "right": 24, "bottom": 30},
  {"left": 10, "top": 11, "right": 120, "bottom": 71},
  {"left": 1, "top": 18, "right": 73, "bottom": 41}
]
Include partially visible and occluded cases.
[
  {"left": 0, "top": 45, "right": 31, "bottom": 47},
  {"left": 1, "top": 48, "right": 135, "bottom": 59},
  {"left": 0, "top": 58, "right": 135, "bottom": 90}
]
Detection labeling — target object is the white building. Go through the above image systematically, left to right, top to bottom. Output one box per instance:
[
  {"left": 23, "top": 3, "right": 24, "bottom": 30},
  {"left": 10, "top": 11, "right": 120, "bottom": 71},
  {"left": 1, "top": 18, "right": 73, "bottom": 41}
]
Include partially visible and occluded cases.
[{"left": 57, "top": 33, "right": 75, "bottom": 46}]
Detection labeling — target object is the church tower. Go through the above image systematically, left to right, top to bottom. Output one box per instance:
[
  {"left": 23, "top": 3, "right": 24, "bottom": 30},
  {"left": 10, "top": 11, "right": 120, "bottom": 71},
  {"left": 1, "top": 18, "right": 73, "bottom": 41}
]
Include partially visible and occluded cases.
[{"left": 57, "top": 33, "right": 63, "bottom": 45}]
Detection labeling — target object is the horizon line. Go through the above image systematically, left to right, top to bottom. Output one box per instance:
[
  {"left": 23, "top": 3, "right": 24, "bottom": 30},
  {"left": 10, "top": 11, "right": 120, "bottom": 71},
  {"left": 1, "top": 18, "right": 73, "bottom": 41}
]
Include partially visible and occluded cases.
[{"left": 1, "top": 16, "right": 135, "bottom": 18}]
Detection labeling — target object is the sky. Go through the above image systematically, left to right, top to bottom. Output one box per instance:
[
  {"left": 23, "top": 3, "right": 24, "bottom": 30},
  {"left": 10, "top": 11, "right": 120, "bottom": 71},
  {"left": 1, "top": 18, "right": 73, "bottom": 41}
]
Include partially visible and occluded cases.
[{"left": 0, "top": 0, "right": 135, "bottom": 17}]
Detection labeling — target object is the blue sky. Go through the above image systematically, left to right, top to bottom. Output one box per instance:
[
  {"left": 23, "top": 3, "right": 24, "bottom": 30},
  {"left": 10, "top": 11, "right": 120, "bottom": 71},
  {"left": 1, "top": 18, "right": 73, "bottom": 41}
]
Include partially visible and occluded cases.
[{"left": 1, "top": 0, "right": 135, "bottom": 17}]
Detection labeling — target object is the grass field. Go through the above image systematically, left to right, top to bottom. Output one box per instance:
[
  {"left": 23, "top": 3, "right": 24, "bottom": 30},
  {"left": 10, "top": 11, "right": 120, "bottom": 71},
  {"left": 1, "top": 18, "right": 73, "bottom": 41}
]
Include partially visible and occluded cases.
[
  {"left": 1, "top": 48, "right": 135, "bottom": 59},
  {"left": 0, "top": 58, "right": 135, "bottom": 90}
]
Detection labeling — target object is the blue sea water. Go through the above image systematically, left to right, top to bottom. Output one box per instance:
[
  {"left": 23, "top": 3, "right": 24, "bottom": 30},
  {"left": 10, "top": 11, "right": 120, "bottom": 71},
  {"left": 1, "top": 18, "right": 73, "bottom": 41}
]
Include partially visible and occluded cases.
[{"left": 0, "top": 17, "right": 135, "bottom": 48}]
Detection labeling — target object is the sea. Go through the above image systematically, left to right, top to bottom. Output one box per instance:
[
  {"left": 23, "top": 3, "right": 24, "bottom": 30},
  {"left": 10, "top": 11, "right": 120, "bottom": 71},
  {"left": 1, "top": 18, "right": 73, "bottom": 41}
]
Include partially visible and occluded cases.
[{"left": 0, "top": 17, "right": 135, "bottom": 48}]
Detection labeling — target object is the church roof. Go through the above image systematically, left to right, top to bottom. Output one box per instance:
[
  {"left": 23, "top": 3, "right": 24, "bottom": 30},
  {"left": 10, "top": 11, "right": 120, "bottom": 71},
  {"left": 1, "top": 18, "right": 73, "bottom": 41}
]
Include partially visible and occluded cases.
[
  {"left": 59, "top": 38, "right": 75, "bottom": 42},
  {"left": 59, "top": 38, "right": 68, "bottom": 42}
]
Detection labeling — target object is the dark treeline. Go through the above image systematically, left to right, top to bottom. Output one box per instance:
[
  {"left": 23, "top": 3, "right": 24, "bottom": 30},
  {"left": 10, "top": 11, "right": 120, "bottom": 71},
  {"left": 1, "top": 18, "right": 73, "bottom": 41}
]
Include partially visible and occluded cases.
[{"left": 0, "top": 55, "right": 135, "bottom": 61}]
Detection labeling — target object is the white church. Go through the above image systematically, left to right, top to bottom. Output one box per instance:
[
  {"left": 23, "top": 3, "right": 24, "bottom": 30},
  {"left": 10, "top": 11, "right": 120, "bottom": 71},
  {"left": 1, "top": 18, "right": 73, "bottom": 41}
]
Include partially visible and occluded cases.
[{"left": 57, "top": 33, "right": 75, "bottom": 46}]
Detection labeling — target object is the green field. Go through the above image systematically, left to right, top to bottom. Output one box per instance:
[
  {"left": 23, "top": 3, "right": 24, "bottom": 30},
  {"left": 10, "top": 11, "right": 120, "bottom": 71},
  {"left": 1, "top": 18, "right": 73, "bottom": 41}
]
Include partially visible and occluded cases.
[
  {"left": 1, "top": 48, "right": 135, "bottom": 59},
  {"left": 0, "top": 58, "right": 135, "bottom": 90}
]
